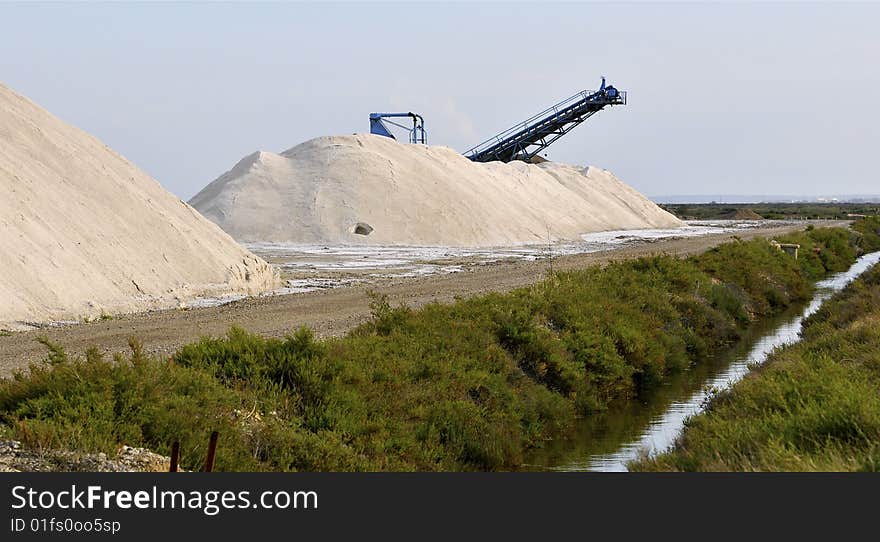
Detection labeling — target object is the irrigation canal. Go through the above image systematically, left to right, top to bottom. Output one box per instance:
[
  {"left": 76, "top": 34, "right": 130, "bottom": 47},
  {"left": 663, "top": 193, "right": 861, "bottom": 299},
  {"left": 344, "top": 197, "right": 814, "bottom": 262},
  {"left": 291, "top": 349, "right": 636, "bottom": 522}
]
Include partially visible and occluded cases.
[{"left": 524, "top": 251, "right": 880, "bottom": 471}]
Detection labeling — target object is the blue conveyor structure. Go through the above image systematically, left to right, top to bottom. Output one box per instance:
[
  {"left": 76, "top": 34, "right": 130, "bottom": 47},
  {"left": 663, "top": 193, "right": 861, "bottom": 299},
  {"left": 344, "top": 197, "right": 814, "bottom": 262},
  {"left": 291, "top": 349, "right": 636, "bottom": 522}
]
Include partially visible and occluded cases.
[
  {"left": 463, "top": 78, "right": 626, "bottom": 163},
  {"left": 369, "top": 112, "right": 427, "bottom": 144}
]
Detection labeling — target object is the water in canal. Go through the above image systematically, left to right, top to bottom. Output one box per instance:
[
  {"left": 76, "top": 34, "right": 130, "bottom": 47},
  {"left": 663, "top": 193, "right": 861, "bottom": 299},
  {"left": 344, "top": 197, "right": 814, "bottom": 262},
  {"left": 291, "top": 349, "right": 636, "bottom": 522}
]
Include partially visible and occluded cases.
[{"left": 524, "top": 251, "right": 880, "bottom": 472}]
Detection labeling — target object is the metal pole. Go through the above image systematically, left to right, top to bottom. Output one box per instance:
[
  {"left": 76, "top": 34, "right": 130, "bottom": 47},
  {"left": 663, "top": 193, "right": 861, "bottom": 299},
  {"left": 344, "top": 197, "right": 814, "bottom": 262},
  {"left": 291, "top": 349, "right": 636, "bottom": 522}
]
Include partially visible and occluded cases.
[
  {"left": 203, "top": 431, "right": 219, "bottom": 472},
  {"left": 169, "top": 441, "right": 180, "bottom": 473}
]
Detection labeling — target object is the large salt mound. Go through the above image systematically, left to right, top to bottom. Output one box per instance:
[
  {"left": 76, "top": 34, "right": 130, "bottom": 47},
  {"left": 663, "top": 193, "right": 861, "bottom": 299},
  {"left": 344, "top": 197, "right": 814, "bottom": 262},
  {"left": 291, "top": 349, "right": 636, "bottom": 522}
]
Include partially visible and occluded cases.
[
  {"left": 0, "top": 83, "right": 279, "bottom": 328},
  {"left": 190, "top": 134, "right": 681, "bottom": 246}
]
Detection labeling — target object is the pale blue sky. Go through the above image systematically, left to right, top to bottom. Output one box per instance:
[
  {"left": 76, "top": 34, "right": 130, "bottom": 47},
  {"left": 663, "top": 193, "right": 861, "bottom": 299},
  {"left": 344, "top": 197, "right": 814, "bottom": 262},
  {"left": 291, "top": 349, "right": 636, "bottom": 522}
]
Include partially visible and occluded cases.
[{"left": 2, "top": 2, "right": 878, "bottom": 200}]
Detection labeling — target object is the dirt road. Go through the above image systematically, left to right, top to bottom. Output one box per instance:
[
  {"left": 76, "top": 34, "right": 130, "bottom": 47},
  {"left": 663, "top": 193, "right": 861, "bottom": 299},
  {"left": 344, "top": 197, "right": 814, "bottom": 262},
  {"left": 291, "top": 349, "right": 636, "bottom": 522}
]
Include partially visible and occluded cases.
[{"left": 0, "top": 222, "right": 838, "bottom": 376}]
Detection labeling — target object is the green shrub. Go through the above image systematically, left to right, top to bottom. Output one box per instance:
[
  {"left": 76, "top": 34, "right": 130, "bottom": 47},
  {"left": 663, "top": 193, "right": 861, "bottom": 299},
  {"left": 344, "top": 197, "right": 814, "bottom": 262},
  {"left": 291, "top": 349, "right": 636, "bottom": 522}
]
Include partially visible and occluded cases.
[
  {"left": 852, "top": 216, "right": 880, "bottom": 252},
  {"left": 0, "top": 343, "right": 256, "bottom": 471}
]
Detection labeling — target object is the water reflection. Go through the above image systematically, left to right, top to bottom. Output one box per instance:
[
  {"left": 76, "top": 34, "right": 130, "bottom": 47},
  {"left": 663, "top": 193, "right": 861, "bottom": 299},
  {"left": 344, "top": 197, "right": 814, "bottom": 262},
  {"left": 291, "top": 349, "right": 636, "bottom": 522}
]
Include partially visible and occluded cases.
[{"left": 525, "top": 251, "right": 880, "bottom": 472}]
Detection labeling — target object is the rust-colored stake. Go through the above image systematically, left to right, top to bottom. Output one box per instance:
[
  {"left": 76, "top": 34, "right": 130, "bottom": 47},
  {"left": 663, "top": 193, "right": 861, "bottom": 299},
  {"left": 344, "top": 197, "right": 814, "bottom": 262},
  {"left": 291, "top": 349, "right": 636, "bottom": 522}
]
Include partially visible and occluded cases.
[
  {"left": 203, "top": 431, "right": 219, "bottom": 472},
  {"left": 169, "top": 441, "right": 180, "bottom": 472}
]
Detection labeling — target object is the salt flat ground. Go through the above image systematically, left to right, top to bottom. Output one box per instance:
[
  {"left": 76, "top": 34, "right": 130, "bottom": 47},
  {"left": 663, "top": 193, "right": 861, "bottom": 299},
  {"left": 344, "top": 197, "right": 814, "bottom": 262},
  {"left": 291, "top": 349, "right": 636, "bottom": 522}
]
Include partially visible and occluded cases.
[
  {"left": 0, "top": 220, "right": 841, "bottom": 376},
  {"left": 246, "top": 220, "right": 789, "bottom": 297}
]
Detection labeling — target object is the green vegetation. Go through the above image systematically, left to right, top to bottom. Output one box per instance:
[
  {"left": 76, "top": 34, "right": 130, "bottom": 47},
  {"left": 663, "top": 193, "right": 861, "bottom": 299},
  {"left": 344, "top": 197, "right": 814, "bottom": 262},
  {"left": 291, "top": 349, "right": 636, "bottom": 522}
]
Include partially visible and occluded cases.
[
  {"left": 661, "top": 202, "right": 880, "bottom": 221},
  {"left": 852, "top": 216, "right": 880, "bottom": 252},
  {"left": 1, "top": 223, "right": 877, "bottom": 471},
  {"left": 632, "top": 261, "right": 880, "bottom": 471}
]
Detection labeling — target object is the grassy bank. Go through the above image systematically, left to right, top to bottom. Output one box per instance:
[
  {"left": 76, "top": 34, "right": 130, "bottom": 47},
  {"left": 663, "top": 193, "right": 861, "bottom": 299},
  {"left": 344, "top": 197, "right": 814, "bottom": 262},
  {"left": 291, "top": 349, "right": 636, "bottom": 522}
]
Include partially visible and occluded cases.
[
  {"left": 1, "top": 222, "right": 877, "bottom": 471},
  {"left": 632, "top": 256, "right": 880, "bottom": 472}
]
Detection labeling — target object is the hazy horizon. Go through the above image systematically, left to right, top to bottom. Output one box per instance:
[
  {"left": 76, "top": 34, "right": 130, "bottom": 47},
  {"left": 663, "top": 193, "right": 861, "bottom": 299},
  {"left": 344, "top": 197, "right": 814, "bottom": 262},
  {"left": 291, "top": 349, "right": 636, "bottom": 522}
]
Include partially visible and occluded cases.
[{"left": 2, "top": 2, "right": 878, "bottom": 201}]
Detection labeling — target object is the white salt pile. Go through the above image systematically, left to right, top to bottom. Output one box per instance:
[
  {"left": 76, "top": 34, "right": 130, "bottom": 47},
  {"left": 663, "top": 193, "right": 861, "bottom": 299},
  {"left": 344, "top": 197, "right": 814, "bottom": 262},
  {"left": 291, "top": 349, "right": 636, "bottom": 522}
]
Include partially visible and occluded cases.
[
  {"left": 0, "top": 83, "right": 279, "bottom": 328},
  {"left": 190, "top": 134, "right": 681, "bottom": 246}
]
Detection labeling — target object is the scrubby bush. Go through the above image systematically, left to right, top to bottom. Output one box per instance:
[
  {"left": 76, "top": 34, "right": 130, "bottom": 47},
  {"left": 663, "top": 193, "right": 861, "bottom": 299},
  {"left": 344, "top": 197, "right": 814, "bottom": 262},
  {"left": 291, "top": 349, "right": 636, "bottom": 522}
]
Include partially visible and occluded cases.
[
  {"left": 852, "top": 216, "right": 880, "bottom": 252},
  {"left": 0, "top": 340, "right": 258, "bottom": 471}
]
